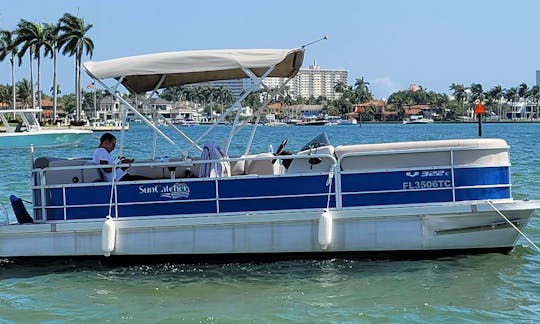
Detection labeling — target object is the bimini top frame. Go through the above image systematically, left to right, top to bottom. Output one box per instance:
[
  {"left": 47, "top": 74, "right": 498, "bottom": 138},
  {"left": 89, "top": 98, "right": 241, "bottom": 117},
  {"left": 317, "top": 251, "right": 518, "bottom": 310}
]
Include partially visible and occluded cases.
[{"left": 83, "top": 48, "right": 305, "bottom": 157}]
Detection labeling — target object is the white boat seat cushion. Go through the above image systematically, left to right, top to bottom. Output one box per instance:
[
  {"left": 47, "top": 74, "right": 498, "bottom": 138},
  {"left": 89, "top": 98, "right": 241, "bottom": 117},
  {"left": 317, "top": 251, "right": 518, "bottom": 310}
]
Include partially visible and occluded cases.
[
  {"left": 286, "top": 145, "right": 335, "bottom": 174},
  {"left": 244, "top": 153, "right": 279, "bottom": 175}
]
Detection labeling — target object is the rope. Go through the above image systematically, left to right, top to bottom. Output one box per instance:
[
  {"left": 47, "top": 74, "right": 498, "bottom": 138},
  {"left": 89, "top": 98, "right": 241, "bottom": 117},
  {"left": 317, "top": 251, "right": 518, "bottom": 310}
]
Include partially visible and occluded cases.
[
  {"left": 107, "top": 163, "right": 118, "bottom": 218},
  {"left": 325, "top": 164, "right": 336, "bottom": 210},
  {"left": 486, "top": 200, "right": 540, "bottom": 252}
]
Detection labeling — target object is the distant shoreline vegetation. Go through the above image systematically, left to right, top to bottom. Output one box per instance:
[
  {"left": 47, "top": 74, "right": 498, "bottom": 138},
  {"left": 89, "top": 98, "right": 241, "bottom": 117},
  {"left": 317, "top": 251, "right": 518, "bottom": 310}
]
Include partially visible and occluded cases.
[{"left": 1, "top": 16, "right": 538, "bottom": 122}]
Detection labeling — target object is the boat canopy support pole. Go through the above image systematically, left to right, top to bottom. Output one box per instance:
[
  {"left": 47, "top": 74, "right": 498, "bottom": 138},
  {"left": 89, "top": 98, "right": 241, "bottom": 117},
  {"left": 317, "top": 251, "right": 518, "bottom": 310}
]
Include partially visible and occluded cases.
[
  {"left": 189, "top": 66, "right": 273, "bottom": 154},
  {"left": 222, "top": 67, "right": 275, "bottom": 153},
  {"left": 241, "top": 73, "right": 295, "bottom": 156},
  {"left": 88, "top": 75, "right": 187, "bottom": 156},
  {"left": 148, "top": 75, "right": 167, "bottom": 159},
  {"left": 139, "top": 76, "right": 203, "bottom": 154},
  {"left": 486, "top": 200, "right": 540, "bottom": 252}
]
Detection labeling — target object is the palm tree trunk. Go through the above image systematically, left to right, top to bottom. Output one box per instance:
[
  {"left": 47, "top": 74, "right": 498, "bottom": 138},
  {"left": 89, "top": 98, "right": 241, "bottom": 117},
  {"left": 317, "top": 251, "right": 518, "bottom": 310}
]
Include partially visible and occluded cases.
[
  {"left": 76, "top": 50, "right": 81, "bottom": 121},
  {"left": 29, "top": 51, "right": 35, "bottom": 109},
  {"left": 53, "top": 51, "right": 57, "bottom": 122},
  {"left": 37, "top": 52, "right": 42, "bottom": 119},
  {"left": 74, "top": 53, "right": 79, "bottom": 121},
  {"left": 10, "top": 56, "right": 16, "bottom": 110},
  {"left": 497, "top": 97, "right": 501, "bottom": 120}
]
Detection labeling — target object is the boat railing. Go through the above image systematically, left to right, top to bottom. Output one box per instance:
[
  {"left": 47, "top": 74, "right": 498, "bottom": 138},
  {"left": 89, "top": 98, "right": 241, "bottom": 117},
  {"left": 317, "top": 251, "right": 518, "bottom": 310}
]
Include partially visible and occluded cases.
[
  {"left": 30, "top": 142, "right": 511, "bottom": 223},
  {"left": 336, "top": 143, "right": 511, "bottom": 206},
  {"left": 31, "top": 152, "right": 339, "bottom": 222}
]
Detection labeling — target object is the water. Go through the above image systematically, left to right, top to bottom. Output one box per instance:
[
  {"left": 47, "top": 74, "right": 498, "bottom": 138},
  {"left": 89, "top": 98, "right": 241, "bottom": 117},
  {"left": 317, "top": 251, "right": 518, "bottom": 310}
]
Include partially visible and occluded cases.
[{"left": 1, "top": 123, "right": 539, "bottom": 322}]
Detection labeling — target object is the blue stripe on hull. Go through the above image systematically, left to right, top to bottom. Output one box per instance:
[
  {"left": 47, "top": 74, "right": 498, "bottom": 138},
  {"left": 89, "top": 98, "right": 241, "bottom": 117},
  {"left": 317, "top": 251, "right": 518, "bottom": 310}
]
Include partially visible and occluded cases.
[
  {"left": 35, "top": 166, "right": 511, "bottom": 220},
  {"left": 454, "top": 167, "right": 509, "bottom": 186},
  {"left": 219, "top": 175, "right": 331, "bottom": 198},
  {"left": 455, "top": 187, "right": 511, "bottom": 201},
  {"left": 220, "top": 195, "right": 335, "bottom": 213}
]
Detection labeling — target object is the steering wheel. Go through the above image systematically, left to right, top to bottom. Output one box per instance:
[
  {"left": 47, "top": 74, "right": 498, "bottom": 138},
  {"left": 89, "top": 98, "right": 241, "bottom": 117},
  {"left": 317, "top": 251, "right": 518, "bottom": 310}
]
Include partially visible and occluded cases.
[{"left": 276, "top": 138, "right": 288, "bottom": 155}]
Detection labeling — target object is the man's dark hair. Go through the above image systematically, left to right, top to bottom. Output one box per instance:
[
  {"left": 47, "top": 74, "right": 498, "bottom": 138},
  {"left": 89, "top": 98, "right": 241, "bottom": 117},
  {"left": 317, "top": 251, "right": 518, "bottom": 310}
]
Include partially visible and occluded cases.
[{"left": 99, "top": 132, "right": 116, "bottom": 146}]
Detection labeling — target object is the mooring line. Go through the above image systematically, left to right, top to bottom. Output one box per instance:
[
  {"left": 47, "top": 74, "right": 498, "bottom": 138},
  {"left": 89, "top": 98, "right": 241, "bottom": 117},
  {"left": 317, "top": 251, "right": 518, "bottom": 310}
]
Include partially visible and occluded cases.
[{"left": 486, "top": 200, "right": 540, "bottom": 252}]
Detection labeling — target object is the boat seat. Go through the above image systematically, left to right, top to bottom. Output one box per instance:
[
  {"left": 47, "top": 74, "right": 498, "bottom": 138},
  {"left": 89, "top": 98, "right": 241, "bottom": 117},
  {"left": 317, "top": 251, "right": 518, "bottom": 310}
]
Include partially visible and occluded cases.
[
  {"left": 335, "top": 138, "right": 509, "bottom": 171},
  {"left": 286, "top": 145, "right": 335, "bottom": 174},
  {"left": 243, "top": 153, "right": 279, "bottom": 175},
  {"left": 230, "top": 157, "right": 246, "bottom": 176},
  {"left": 35, "top": 158, "right": 102, "bottom": 184},
  {"left": 163, "top": 160, "right": 200, "bottom": 179},
  {"left": 82, "top": 161, "right": 103, "bottom": 183},
  {"left": 126, "top": 161, "right": 164, "bottom": 179}
]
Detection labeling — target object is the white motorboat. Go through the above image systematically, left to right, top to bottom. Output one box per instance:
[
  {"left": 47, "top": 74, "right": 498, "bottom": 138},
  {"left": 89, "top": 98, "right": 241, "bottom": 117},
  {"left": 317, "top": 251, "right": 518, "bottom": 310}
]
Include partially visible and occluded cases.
[
  {"left": 1, "top": 47, "right": 538, "bottom": 260},
  {"left": 0, "top": 109, "right": 92, "bottom": 148},
  {"left": 403, "top": 115, "right": 434, "bottom": 124}
]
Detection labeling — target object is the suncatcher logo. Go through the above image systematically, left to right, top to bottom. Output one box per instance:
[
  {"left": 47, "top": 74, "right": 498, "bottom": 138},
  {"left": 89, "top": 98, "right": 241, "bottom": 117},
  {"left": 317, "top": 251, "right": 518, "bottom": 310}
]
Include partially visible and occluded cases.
[{"left": 138, "top": 182, "right": 190, "bottom": 199}]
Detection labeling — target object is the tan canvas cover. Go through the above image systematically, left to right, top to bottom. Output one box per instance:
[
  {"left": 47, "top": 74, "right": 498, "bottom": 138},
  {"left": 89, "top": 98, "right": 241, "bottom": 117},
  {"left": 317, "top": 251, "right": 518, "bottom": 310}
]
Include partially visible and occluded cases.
[{"left": 83, "top": 48, "right": 305, "bottom": 94}]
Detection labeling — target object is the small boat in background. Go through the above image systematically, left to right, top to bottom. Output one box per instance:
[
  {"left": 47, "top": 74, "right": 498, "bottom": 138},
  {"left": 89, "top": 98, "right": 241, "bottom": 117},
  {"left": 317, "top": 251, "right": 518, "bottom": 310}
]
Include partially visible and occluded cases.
[
  {"left": 0, "top": 109, "right": 92, "bottom": 148},
  {"left": 403, "top": 115, "right": 434, "bottom": 124},
  {"left": 80, "top": 119, "right": 129, "bottom": 131}
]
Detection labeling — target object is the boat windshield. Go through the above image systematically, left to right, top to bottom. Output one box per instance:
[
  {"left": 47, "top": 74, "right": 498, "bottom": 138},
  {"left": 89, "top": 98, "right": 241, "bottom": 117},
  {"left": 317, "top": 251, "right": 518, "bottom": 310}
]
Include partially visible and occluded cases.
[
  {"left": 22, "top": 112, "right": 41, "bottom": 131},
  {"left": 301, "top": 132, "right": 330, "bottom": 151}
]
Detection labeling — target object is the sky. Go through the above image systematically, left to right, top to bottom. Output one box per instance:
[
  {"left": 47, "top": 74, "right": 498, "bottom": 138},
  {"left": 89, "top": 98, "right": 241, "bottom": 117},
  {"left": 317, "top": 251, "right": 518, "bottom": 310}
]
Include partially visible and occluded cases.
[{"left": 1, "top": 0, "right": 540, "bottom": 99}]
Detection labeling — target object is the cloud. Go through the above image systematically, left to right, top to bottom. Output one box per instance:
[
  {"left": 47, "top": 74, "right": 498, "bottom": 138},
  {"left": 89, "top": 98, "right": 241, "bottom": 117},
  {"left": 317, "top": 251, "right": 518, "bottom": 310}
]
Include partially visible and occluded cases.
[{"left": 369, "top": 77, "right": 401, "bottom": 99}]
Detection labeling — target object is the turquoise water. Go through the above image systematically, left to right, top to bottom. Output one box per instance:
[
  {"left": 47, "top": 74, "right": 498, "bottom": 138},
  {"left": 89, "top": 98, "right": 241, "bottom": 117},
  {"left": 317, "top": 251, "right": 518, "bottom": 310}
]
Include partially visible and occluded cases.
[{"left": 1, "top": 123, "right": 539, "bottom": 322}]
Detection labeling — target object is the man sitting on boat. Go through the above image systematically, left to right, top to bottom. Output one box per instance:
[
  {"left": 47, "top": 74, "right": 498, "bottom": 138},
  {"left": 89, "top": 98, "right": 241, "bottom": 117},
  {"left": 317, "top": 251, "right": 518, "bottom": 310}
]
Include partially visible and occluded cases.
[{"left": 93, "top": 133, "right": 148, "bottom": 181}]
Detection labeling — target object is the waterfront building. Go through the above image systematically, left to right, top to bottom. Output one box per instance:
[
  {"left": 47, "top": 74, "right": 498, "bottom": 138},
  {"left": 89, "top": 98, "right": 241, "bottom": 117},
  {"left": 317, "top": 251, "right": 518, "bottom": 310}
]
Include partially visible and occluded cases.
[
  {"left": 263, "top": 64, "right": 348, "bottom": 100},
  {"left": 291, "top": 64, "right": 348, "bottom": 100},
  {"left": 209, "top": 79, "right": 254, "bottom": 99},
  {"left": 94, "top": 96, "right": 124, "bottom": 121},
  {"left": 507, "top": 98, "right": 536, "bottom": 120}
]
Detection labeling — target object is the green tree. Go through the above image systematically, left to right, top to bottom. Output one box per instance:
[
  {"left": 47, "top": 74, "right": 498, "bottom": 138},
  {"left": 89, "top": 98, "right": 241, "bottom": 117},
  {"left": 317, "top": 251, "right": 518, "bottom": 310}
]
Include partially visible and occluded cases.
[
  {"left": 58, "top": 13, "right": 94, "bottom": 121},
  {"left": 15, "top": 19, "right": 47, "bottom": 109},
  {"left": 43, "top": 22, "right": 61, "bottom": 120},
  {"left": 0, "top": 30, "right": 19, "bottom": 110},
  {"left": 353, "top": 77, "right": 373, "bottom": 104},
  {"left": 16, "top": 78, "right": 32, "bottom": 107},
  {"left": 333, "top": 80, "right": 348, "bottom": 95},
  {"left": 449, "top": 83, "right": 467, "bottom": 117},
  {"left": 469, "top": 83, "right": 483, "bottom": 103},
  {"left": 518, "top": 83, "right": 528, "bottom": 100},
  {"left": 0, "top": 85, "right": 10, "bottom": 106},
  {"left": 160, "top": 85, "right": 186, "bottom": 104},
  {"left": 487, "top": 85, "right": 504, "bottom": 119},
  {"left": 528, "top": 85, "right": 540, "bottom": 119},
  {"left": 504, "top": 87, "right": 518, "bottom": 119},
  {"left": 59, "top": 93, "right": 76, "bottom": 115}
]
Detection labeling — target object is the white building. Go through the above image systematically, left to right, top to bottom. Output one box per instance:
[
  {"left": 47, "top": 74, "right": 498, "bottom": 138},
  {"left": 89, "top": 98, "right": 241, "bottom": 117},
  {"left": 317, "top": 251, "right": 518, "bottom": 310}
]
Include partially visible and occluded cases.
[
  {"left": 201, "top": 64, "right": 348, "bottom": 102},
  {"left": 262, "top": 64, "right": 348, "bottom": 100},
  {"left": 209, "top": 79, "right": 255, "bottom": 99},
  {"left": 507, "top": 99, "right": 536, "bottom": 120}
]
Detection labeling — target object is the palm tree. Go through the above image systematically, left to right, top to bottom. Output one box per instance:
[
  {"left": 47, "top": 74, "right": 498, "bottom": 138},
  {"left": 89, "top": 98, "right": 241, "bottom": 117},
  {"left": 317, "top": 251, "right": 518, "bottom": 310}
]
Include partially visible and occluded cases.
[
  {"left": 58, "top": 13, "right": 94, "bottom": 121},
  {"left": 15, "top": 19, "right": 46, "bottom": 110},
  {"left": 43, "top": 22, "right": 61, "bottom": 121},
  {"left": 0, "top": 29, "right": 18, "bottom": 110},
  {"left": 353, "top": 77, "right": 373, "bottom": 104},
  {"left": 16, "top": 78, "right": 32, "bottom": 107},
  {"left": 333, "top": 80, "right": 347, "bottom": 95},
  {"left": 449, "top": 83, "right": 466, "bottom": 117},
  {"left": 469, "top": 83, "right": 483, "bottom": 103},
  {"left": 518, "top": 83, "right": 528, "bottom": 100},
  {"left": 487, "top": 85, "right": 504, "bottom": 119},
  {"left": 528, "top": 85, "right": 540, "bottom": 119},
  {"left": 504, "top": 87, "right": 518, "bottom": 120}
]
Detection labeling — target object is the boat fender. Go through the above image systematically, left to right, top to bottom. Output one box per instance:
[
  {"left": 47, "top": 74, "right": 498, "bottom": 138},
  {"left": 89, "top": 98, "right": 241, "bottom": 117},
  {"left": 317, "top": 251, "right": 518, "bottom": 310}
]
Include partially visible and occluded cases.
[
  {"left": 9, "top": 195, "right": 33, "bottom": 224},
  {"left": 318, "top": 209, "right": 333, "bottom": 249},
  {"left": 101, "top": 216, "right": 116, "bottom": 257}
]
